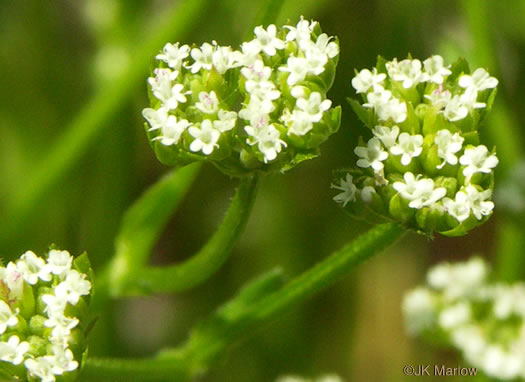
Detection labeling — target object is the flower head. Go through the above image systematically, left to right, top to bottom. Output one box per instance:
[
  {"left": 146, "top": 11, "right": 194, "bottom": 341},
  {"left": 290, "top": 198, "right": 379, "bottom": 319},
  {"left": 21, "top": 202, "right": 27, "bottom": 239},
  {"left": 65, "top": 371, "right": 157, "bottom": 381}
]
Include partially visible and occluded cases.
[
  {"left": 144, "top": 18, "right": 340, "bottom": 176},
  {"left": 337, "top": 56, "right": 498, "bottom": 236},
  {"left": 0, "top": 249, "right": 93, "bottom": 382}
]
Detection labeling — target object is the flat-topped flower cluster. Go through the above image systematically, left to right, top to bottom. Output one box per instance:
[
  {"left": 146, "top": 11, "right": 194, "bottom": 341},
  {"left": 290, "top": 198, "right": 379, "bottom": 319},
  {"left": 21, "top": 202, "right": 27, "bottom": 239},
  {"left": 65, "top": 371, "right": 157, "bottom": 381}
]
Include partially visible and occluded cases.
[
  {"left": 143, "top": 17, "right": 340, "bottom": 176},
  {"left": 333, "top": 55, "right": 498, "bottom": 236},
  {"left": 0, "top": 249, "right": 92, "bottom": 382},
  {"left": 403, "top": 257, "right": 525, "bottom": 381}
]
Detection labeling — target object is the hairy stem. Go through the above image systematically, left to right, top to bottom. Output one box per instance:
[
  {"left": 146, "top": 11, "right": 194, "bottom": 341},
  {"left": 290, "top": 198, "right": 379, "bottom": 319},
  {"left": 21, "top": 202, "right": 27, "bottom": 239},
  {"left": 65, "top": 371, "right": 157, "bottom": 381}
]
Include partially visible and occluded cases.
[
  {"left": 126, "top": 174, "right": 259, "bottom": 295},
  {"left": 83, "top": 223, "right": 405, "bottom": 380}
]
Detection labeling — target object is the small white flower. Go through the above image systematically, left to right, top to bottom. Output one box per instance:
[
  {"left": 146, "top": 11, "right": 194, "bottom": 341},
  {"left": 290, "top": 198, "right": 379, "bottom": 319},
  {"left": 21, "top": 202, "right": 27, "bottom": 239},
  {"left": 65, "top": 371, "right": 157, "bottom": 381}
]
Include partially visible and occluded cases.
[
  {"left": 285, "top": 16, "right": 317, "bottom": 49},
  {"left": 252, "top": 24, "right": 285, "bottom": 56},
  {"left": 314, "top": 33, "right": 339, "bottom": 58},
  {"left": 156, "top": 42, "right": 190, "bottom": 69},
  {"left": 189, "top": 42, "right": 215, "bottom": 73},
  {"left": 211, "top": 46, "right": 238, "bottom": 74},
  {"left": 304, "top": 46, "right": 328, "bottom": 75},
  {"left": 423, "top": 55, "right": 451, "bottom": 84},
  {"left": 280, "top": 56, "right": 309, "bottom": 86},
  {"left": 386, "top": 58, "right": 425, "bottom": 88},
  {"left": 241, "top": 60, "right": 272, "bottom": 82},
  {"left": 351, "top": 68, "right": 386, "bottom": 94},
  {"left": 458, "top": 68, "right": 498, "bottom": 91},
  {"left": 148, "top": 69, "right": 187, "bottom": 110},
  {"left": 245, "top": 79, "right": 280, "bottom": 102},
  {"left": 424, "top": 86, "right": 452, "bottom": 110},
  {"left": 459, "top": 87, "right": 486, "bottom": 110},
  {"left": 363, "top": 89, "right": 392, "bottom": 110},
  {"left": 195, "top": 91, "right": 219, "bottom": 114},
  {"left": 295, "top": 92, "right": 331, "bottom": 122},
  {"left": 443, "top": 95, "right": 468, "bottom": 122},
  {"left": 239, "top": 96, "right": 276, "bottom": 122},
  {"left": 142, "top": 107, "right": 169, "bottom": 132},
  {"left": 213, "top": 110, "right": 237, "bottom": 132},
  {"left": 286, "top": 110, "right": 314, "bottom": 136},
  {"left": 153, "top": 115, "right": 191, "bottom": 146},
  {"left": 188, "top": 120, "right": 221, "bottom": 155},
  {"left": 245, "top": 123, "right": 286, "bottom": 163},
  {"left": 372, "top": 125, "right": 399, "bottom": 148},
  {"left": 434, "top": 129, "right": 464, "bottom": 169},
  {"left": 390, "top": 133, "right": 423, "bottom": 166},
  {"left": 354, "top": 137, "right": 389, "bottom": 172},
  {"left": 459, "top": 145, "right": 499, "bottom": 182},
  {"left": 393, "top": 172, "right": 446, "bottom": 209},
  {"left": 331, "top": 174, "right": 358, "bottom": 207},
  {"left": 465, "top": 185, "right": 494, "bottom": 220},
  {"left": 442, "top": 191, "right": 471, "bottom": 222},
  {"left": 17, "top": 250, "right": 52, "bottom": 285},
  {"left": 47, "top": 250, "right": 73, "bottom": 278},
  {"left": 2, "top": 262, "right": 24, "bottom": 299},
  {"left": 55, "top": 270, "right": 92, "bottom": 305},
  {"left": 42, "top": 293, "right": 68, "bottom": 318},
  {"left": 0, "top": 300, "right": 18, "bottom": 335},
  {"left": 44, "top": 314, "right": 79, "bottom": 338},
  {"left": 0, "top": 336, "right": 30, "bottom": 365},
  {"left": 50, "top": 346, "right": 78, "bottom": 374},
  {"left": 25, "top": 357, "right": 56, "bottom": 382}
]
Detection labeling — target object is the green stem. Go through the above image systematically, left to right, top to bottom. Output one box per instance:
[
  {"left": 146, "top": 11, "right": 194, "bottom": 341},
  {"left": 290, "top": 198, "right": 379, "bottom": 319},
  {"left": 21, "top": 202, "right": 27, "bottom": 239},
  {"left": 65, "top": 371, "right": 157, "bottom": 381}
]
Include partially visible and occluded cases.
[
  {"left": 0, "top": 0, "right": 212, "bottom": 250},
  {"left": 93, "top": 164, "right": 200, "bottom": 305},
  {"left": 125, "top": 174, "right": 259, "bottom": 295},
  {"left": 83, "top": 223, "right": 405, "bottom": 380}
]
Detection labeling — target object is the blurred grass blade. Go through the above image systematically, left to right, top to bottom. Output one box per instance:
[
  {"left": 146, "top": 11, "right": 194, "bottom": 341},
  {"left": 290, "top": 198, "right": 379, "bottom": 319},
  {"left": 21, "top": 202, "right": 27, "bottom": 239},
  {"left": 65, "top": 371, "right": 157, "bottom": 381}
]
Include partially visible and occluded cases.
[
  {"left": 0, "top": 0, "right": 212, "bottom": 249},
  {"left": 101, "top": 163, "right": 200, "bottom": 298},
  {"left": 125, "top": 174, "right": 259, "bottom": 295}
]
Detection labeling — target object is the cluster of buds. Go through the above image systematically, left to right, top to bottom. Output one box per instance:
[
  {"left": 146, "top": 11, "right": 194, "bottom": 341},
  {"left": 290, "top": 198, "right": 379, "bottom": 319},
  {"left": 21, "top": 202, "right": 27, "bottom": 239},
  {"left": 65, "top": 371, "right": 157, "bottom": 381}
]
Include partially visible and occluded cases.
[
  {"left": 143, "top": 17, "right": 340, "bottom": 176},
  {"left": 333, "top": 55, "right": 499, "bottom": 236},
  {"left": 0, "top": 249, "right": 92, "bottom": 382},
  {"left": 403, "top": 257, "right": 525, "bottom": 381},
  {"left": 277, "top": 375, "right": 343, "bottom": 382}
]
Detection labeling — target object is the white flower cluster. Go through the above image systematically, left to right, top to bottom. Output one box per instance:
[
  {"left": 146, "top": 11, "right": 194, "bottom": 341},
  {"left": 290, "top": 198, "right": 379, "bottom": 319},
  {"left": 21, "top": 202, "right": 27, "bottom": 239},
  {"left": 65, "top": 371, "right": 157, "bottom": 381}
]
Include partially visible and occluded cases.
[
  {"left": 143, "top": 17, "right": 340, "bottom": 176},
  {"left": 334, "top": 55, "right": 499, "bottom": 236},
  {"left": 0, "top": 250, "right": 91, "bottom": 382},
  {"left": 404, "top": 257, "right": 525, "bottom": 381},
  {"left": 276, "top": 374, "right": 344, "bottom": 382}
]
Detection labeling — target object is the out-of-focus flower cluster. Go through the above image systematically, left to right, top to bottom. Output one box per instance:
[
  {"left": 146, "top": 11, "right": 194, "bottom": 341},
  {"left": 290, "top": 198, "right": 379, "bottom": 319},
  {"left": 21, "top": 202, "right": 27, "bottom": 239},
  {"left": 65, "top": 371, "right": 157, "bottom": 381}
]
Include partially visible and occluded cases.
[
  {"left": 143, "top": 17, "right": 340, "bottom": 177},
  {"left": 333, "top": 56, "right": 498, "bottom": 236},
  {"left": 0, "top": 249, "right": 92, "bottom": 382},
  {"left": 403, "top": 257, "right": 525, "bottom": 380},
  {"left": 276, "top": 374, "right": 344, "bottom": 382}
]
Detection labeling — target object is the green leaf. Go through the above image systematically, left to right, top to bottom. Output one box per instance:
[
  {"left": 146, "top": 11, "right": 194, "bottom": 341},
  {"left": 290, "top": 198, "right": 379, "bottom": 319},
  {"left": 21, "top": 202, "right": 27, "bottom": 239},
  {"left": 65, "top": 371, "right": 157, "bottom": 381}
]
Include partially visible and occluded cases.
[
  {"left": 448, "top": 57, "right": 471, "bottom": 82},
  {"left": 348, "top": 98, "right": 374, "bottom": 129}
]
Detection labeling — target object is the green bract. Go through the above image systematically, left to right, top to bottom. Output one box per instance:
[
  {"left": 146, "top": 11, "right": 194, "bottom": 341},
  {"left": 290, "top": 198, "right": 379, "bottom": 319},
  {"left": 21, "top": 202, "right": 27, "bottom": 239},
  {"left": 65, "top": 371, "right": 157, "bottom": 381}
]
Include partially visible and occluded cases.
[
  {"left": 143, "top": 17, "right": 341, "bottom": 177},
  {"left": 333, "top": 55, "right": 499, "bottom": 236},
  {"left": 0, "top": 249, "right": 93, "bottom": 382}
]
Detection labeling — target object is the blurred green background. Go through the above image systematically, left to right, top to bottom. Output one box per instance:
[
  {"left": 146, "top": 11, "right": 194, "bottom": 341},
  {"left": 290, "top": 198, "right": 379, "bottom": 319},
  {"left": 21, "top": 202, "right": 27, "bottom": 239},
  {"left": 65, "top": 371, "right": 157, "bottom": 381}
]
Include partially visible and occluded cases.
[{"left": 1, "top": 0, "right": 524, "bottom": 381}]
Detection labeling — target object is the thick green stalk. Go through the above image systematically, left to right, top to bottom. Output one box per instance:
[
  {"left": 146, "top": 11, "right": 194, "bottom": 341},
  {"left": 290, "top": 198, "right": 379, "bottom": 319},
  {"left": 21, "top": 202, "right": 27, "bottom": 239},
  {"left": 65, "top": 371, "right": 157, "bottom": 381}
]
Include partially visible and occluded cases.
[
  {"left": 0, "top": 0, "right": 212, "bottom": 249},
  {"left": 125, "top": 174, "right": 259, "bottom": 295},
  {"left": 83, "top": 223, "right": 405, "bottom": 380}
]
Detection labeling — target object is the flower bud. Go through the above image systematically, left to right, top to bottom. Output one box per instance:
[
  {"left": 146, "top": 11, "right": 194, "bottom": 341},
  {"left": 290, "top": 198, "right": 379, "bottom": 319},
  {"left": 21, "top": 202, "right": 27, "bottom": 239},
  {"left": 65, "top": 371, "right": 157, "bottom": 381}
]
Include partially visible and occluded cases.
[
  {"left": 143, "top": 17, "right": 341, "bottom": 176},
  {"left": 334, "top": 56, "right": 499, "bottom": 236},
  {"left": 0, "top": 249, "right": 93, "bottom": 382}
]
